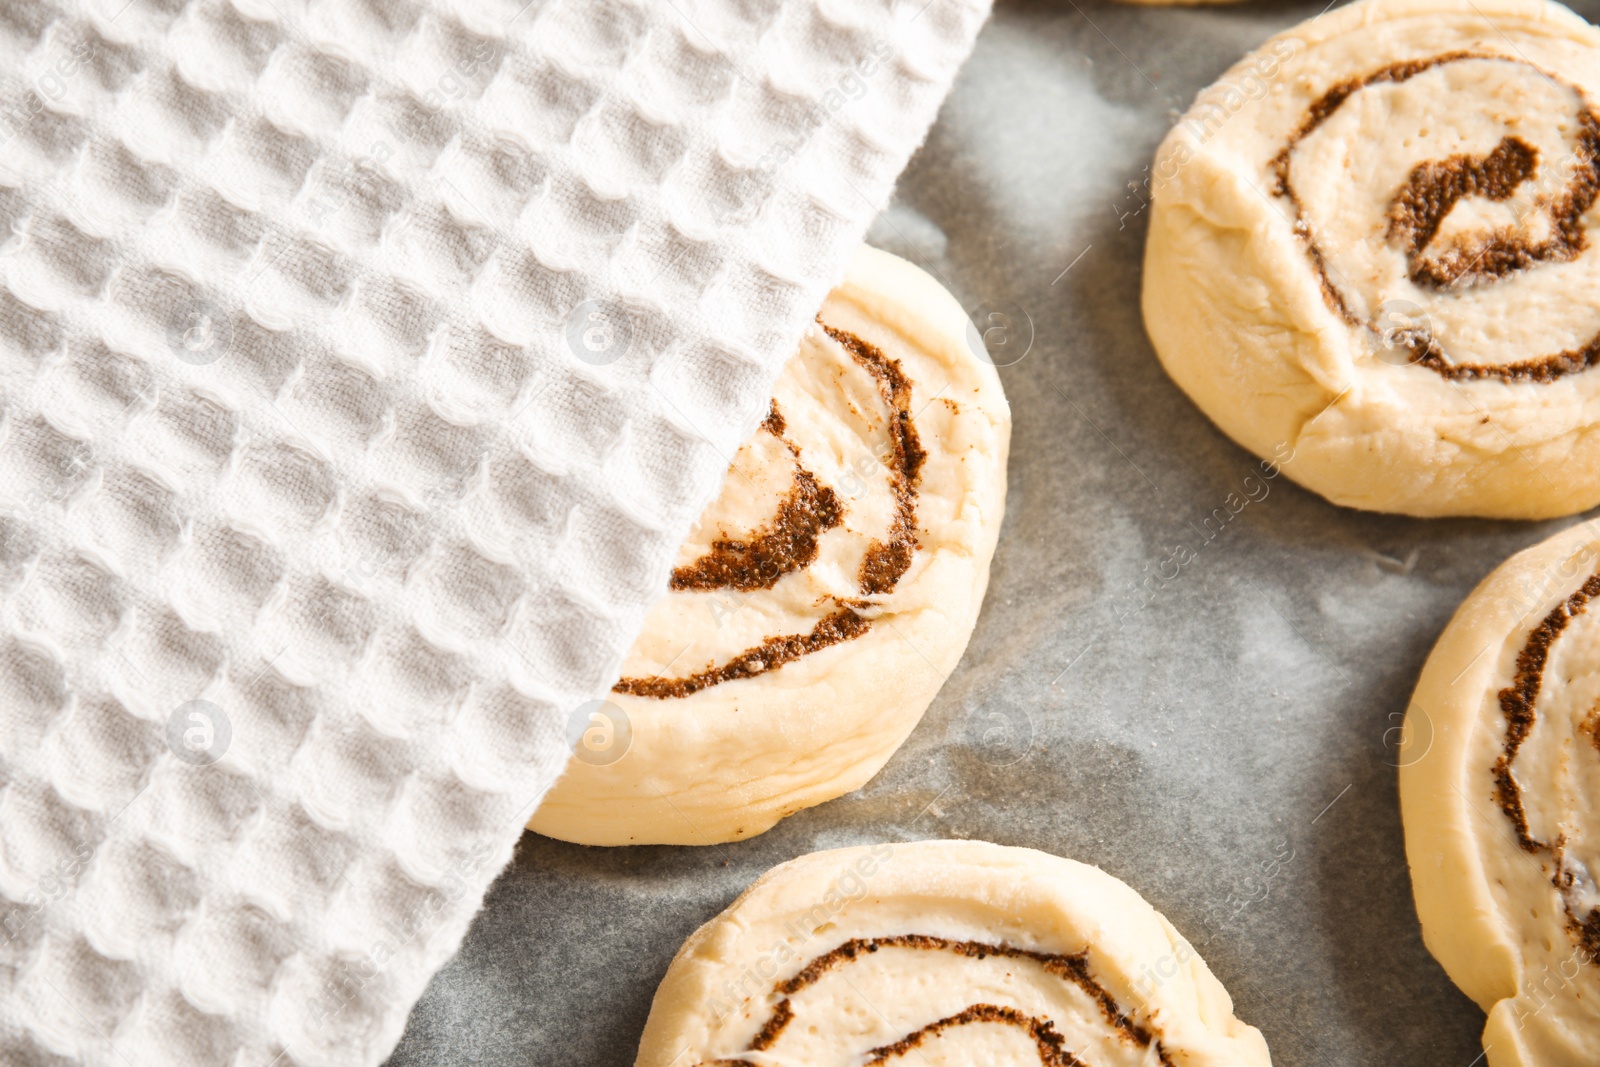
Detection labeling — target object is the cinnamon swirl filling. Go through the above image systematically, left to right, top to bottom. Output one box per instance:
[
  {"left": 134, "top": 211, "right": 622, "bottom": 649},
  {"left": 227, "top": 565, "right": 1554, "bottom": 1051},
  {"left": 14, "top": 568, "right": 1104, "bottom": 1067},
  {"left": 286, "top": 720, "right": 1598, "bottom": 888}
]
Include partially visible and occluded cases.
[
  {"left": 1275, "top": 53, "right": 1600, "bottom": 382},
  {"left": 615, "top": 322, "right": 924, "bottom": 698}
]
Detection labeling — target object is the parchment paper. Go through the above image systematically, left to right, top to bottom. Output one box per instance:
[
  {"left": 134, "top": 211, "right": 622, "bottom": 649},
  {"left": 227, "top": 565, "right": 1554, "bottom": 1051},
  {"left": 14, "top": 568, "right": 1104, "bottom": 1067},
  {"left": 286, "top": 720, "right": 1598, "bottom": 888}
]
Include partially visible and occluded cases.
[{"left": 386, "top": 1, "right": 1598, "bottom": 1062}]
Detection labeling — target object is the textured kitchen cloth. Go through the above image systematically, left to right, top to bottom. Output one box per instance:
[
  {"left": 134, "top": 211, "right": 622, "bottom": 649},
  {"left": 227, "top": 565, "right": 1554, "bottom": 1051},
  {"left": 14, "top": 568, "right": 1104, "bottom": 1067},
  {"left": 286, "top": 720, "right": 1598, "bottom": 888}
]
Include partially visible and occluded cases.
[{"left": 0, "top": 0, "right": 990, "bottom": 1063}]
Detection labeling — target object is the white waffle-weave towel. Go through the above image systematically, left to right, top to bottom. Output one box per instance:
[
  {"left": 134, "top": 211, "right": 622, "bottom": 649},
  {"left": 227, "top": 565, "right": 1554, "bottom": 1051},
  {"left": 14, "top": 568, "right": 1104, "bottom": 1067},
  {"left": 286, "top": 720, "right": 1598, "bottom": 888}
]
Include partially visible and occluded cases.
[{"left": 0, "top": 0, "right": 990, "bottom": 1063}]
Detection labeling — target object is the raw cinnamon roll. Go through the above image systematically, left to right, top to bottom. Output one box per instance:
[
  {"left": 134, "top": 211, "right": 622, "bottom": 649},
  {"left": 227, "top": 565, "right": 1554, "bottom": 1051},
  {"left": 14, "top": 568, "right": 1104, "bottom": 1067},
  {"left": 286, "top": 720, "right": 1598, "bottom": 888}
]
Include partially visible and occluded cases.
[
  {"left": 1144, "top": 0, "right": 1600, "bottom": 518},
  {"left": 528, "top": 246, "right": 1010, "bottom": 845},
  {"left": 1402, "top": 519, "right": 1600, "bottom": 1067},
  {"left": 635, "top": 841, "right": 1271, "bottom": 1067}
]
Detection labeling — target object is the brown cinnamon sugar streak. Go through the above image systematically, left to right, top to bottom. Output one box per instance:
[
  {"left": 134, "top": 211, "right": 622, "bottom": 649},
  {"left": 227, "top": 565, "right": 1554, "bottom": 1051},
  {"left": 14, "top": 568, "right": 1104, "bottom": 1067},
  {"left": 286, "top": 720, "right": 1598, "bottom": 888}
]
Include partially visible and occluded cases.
[
  {"left": 1272, "top": 53, "right": 1600, "bottom": 382},
  {"left": 1388, "top": 135, "right": 1541, "bottom": 286},
  {"left": 820, "top": 323, "right": 926, "bottom": 595},
  {"left": 614, "top": 324, "right": 924, "bottom": 698},
  {"left": 762, "top": 401, "right": 786, "bottom": 437},
  {"left": 670, "top": 403, "right": 844, "bottom": 593},
  {"left": 668, "top": 467, "right": 840, "bottom": 592},
  {"left": 1495, "top": 566, "right": 1600, "bottom": 962},
  {"left": 612, "top": 610, "right": 870, "bottom": 699},
  {"left": 707, "top": 935, "right": 1173, "bottom": 1067},
  {"left": 865, "top": 1005, "right": 1084, "bottom": 1066}
]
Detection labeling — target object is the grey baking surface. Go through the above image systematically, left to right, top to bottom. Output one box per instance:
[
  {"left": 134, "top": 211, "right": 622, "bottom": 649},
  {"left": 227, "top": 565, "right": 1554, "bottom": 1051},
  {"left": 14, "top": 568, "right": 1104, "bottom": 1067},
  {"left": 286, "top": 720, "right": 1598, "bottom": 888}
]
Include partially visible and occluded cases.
[{"left": 386, "top": 0, "right": 1600, "bottom": 1063}]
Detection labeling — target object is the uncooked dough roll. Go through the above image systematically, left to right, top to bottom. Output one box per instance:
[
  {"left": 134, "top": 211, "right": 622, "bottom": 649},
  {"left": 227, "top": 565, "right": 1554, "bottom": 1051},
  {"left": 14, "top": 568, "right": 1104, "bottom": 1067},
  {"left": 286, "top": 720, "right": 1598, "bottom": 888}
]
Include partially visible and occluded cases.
[
  {"left": 1144, "top": 0, "right": 1600, "bottom": 519},
  {"left": 528, "top": 246, "right": 1010, "bottom": 846},
  {"left": 1402, "top": 519, "right": 1600, "bottom": 1067},
  {"left": 635, "top": 840, "right": 1271, "bottom": 1066}
]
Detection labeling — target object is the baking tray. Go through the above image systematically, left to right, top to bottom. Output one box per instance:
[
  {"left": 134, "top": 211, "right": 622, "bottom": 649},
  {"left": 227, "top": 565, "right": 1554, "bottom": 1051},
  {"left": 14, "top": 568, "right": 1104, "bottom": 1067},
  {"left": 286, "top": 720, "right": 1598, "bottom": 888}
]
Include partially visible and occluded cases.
[{"left": 384, "top": 0, "right": 1597, "bottom": 1062}]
